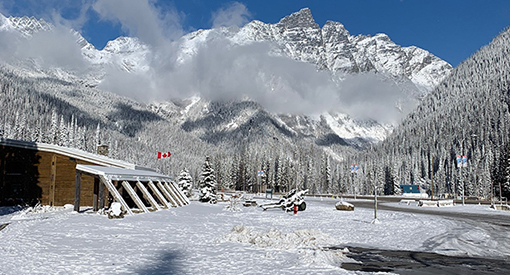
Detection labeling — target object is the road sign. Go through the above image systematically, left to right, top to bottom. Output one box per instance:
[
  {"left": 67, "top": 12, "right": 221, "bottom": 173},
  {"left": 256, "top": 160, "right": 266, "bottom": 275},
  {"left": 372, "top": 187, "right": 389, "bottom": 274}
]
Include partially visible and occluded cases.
[{"left": 350, "top": 164, "right": 359, "bottom": 173}]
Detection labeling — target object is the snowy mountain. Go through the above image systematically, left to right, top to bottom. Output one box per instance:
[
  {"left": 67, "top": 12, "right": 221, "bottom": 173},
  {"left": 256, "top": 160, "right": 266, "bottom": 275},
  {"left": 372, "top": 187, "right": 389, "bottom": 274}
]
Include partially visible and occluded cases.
[
  {"left": 179, "top": 8, "right": 452, "bottom": 93},
  {"left": 1, "top": 9, "right": 451, "bottom": 92},
  {"left": 157, "top": 9, "right": 453, "bottom": 147},
  {"left": 1, "top": 14, "right": 52, "bottom": 35}
]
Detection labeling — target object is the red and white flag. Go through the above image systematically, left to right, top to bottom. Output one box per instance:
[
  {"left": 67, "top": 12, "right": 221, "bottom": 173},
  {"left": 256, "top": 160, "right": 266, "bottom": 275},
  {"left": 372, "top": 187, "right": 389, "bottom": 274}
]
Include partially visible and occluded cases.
[{"left": 157, "top": 152, "right": 171, "bottom": 159}]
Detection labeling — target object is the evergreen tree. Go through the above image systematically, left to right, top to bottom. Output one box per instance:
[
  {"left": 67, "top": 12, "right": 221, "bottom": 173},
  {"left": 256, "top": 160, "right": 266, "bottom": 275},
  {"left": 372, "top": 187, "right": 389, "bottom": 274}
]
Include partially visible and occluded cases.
[
  {"left": 49, "top": 109, "right": 58, "bottom": 144},
  {"left": 58, "top": 115, "right": 67, "bottom": 147},
  {"left": 95, "top": 123, "right": 101, "bottom": 147},
  {"left": 494, "top": 143, "right": 510, "bottom": 200},
  {"left": 321, "top": 154, "right": 331, "bottom": 194},
  {"left": 199, "top": 156, "right": 217, "bottom": 203},
  {"left": 384, "top": 166, "right": 396, "bottom": 195},
  {"left": 178, "top": 168, "right": 193, "bottom": 198}
]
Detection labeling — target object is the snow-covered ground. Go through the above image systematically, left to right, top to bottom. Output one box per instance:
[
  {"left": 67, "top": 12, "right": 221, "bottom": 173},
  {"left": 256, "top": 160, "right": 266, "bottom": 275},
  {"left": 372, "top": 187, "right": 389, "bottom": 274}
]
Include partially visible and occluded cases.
[{"left": 0, "top": 197, "right": 508, "bottom": 274}]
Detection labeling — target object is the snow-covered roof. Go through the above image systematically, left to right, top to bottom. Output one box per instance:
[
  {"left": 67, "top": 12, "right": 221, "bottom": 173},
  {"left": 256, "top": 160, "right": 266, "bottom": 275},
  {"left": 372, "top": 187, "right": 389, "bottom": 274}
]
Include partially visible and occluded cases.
[
  {"left": 0, "top": 138, "right": 153, "bottom": 171},
  {"left": 76, "top": 164, "right": 171, "bottom": 182}
]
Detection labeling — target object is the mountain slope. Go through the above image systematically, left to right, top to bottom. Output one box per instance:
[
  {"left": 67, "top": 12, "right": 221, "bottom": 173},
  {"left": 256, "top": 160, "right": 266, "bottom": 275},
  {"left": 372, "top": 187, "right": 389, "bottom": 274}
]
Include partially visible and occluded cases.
[{"left": 345, "top": 27, "right": 510, "bottom": 198}]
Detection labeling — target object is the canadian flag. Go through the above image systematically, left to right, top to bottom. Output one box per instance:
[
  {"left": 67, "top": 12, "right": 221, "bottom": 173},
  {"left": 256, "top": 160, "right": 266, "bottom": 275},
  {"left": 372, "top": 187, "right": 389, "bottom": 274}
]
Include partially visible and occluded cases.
[{"left": 157, "top": 152, "right": 171, "bottom": 159}]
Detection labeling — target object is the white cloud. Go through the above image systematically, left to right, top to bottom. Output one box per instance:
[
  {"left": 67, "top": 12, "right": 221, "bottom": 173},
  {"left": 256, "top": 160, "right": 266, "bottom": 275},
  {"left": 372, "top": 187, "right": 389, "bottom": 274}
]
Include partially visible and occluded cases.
[
  {"left": 0, "top": 0, "right": 93, "bottom": 31},
  {"left": 92, "top": 0, "right": 184, "bottom": 47},
  {"left": 211, "top": 2, "right": 252, "bottom": 28},
  {"left": 0, "top": 22, "right": 86, "bottom": 72},
  {"left": 17, "top": 26, "right": 87, "bottom": 70},
  {"left": 96, "top": 28, "right": 415, "bottom": 124},
  {"left": 337, "top": 73, "right": 419, "bottom": 124}
]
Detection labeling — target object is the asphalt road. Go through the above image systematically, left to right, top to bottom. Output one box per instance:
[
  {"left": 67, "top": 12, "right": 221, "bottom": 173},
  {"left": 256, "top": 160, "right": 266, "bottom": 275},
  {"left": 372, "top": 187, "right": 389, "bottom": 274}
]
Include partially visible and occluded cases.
[
  {"left": 313, "top": 197, "right": 510, "bottom": 274},
  {"left": 346, "top": 199, "right": 510, "bottom": 228}
]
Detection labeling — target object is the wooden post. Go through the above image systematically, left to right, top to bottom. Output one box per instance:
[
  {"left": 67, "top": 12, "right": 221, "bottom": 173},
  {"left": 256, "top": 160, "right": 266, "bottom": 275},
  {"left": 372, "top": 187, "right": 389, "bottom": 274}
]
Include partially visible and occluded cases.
[
  {"left": 49, "top": 155, "right": 57, "bottom": 206},
  {"left": 74, "top": 171, "right": 81, "bottom": 212},
  {"left": 99, "top": 176, "right": 133, "bottom": 215},
  {"left": 93, "top": 177, "right": 99, "bottom": 211},
  {"left": 98, "top": 178, "right": 105, "bottom": 209},
  {"left": 148, "top": 180, "right": 171, "bottom": 208},
  {"left": 121, "top": 181, "right": 149, "bottom": 213},
  {"left": 136, "top": 181, "right": 161, "bottom": 211},
  {"left": 157, "top": 181, "right": 178, "bottom": 207},
  {"left": 164, "top": 181, "right": 183, "bottom": 206},
  {"left": 168, "top": 181, "right": 190, "bottom": 205}
]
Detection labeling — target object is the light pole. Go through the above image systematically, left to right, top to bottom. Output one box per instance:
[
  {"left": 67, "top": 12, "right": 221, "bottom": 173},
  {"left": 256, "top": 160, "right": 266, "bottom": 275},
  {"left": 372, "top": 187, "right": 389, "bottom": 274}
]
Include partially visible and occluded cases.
[{"left": 374, "top": 183, "right": 378, "bottom": 220}]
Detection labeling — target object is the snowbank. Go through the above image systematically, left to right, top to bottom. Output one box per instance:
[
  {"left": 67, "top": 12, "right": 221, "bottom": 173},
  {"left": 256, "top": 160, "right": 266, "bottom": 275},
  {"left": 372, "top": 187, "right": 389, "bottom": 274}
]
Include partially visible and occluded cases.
[
  {"left": 1, "top": 199, "right": 509, "bottom": 274},
  {"left": 223, "top": 224, "right": 349, "bottom": 266}
]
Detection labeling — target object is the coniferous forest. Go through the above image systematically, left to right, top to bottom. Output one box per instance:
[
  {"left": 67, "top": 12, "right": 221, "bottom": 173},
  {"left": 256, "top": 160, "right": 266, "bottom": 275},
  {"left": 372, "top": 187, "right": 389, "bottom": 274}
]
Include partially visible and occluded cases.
[{"left": 344, "top": 27, "right": 510, "bottom": 200}]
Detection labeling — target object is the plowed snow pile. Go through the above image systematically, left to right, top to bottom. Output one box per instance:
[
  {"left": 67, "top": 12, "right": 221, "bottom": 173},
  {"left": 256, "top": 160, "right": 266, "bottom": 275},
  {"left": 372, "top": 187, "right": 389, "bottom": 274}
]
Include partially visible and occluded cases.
[{"left": 223, "top": 224, "right": 349, "bottom": 266}]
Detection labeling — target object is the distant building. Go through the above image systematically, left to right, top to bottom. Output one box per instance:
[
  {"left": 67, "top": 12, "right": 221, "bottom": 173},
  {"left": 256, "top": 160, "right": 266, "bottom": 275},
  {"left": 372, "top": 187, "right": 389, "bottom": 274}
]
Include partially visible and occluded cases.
[
  {"left": 400, "top": 184, "right": 421, "bottom": 194},
  {"left": 400, "top": 184, "right": 429, "bottom": 199}
]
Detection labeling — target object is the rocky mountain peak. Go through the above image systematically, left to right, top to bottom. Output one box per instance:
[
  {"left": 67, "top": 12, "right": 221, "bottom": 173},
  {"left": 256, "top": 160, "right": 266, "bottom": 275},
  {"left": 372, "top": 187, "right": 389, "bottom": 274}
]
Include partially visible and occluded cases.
[
  {"left": 276, "top": 8, "right": 319, "bottom": 30},
  {"left": 0, "top": 13, "right": 11, "bottom": 31},
  {"left": 7, "top": 15, "right": 52, "bottom": 36},
  {"left": 323, "top": 20, "right": 349, "bottom": 36},
  {"left": 103, "top": 36, "right": 146, "bottom": 54}
]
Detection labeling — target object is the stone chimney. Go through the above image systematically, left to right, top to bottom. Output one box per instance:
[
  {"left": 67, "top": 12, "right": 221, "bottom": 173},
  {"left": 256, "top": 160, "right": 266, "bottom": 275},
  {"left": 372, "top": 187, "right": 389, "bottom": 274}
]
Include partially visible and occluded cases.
[{"left": 97, "top": 145, "right": 109, "bottom": 157}]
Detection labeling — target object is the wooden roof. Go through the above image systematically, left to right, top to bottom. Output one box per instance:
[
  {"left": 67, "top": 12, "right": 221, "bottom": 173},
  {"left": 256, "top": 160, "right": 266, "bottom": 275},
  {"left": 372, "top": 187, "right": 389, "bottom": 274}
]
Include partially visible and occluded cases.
[{"left": 0, "top": 138, "right": 153, "bottom": 171}]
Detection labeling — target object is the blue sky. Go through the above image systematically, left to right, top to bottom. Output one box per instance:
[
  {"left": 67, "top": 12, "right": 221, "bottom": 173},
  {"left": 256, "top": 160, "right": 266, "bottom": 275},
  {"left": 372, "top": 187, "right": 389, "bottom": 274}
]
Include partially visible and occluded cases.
[{"left": 1, "top": 0, "right": 509, "bottom": 66}]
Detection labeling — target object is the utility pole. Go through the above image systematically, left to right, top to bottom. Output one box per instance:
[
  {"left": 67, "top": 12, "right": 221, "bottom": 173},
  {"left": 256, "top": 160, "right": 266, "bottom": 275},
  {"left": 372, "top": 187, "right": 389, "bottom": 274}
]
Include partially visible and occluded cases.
[
  {"left": 431, "top": 155, "right": 434, "bottom": 200},
  {"left": 457, "top": 155, "right": 468, "bottom": 206},
  {"left": 350, "top": 164, "right": 358, "bottom": 199},
  {"left": 461, "top": 165, "right": 465, "bottom": 206},
  {"left": 374, "top": 184, "right": 378, "bottom": 220}
]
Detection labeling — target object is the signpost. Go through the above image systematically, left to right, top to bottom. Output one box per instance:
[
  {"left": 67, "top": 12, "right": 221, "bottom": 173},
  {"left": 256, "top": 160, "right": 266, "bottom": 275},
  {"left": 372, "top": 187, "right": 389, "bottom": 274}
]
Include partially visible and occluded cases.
[
  {"left": 457, "top": 155, "right": 468, "bottom": 206},
  {"left": 257, "top": 170, "right": 264, "bottom": 195}
]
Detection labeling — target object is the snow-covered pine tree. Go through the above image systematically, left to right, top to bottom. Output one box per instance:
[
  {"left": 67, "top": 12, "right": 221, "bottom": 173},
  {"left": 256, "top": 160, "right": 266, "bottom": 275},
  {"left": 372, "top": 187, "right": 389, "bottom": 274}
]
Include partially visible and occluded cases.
[
  {"left": 49, "top": 109, "right": 58, "bottom": 145},
  {"left": 58, "top": 115, "right": 68, "bottom": 147},
  {"left": 95, "top": 123, "right": 101, "bottom": 147},
  {"left": 494, "top": 142, "right": 510, "bottom": 200},
  {"left": 228, "top": 155, "right": 238, "bottom": 191},
  {"left": 199, "top": 156, "right": 217, "bottom": 203},
  {"left": 273, "top": 156, "right": 281, "bottom": 192},
  {"left": 178, "top": 168, "right": 193, "bottom": 198}
]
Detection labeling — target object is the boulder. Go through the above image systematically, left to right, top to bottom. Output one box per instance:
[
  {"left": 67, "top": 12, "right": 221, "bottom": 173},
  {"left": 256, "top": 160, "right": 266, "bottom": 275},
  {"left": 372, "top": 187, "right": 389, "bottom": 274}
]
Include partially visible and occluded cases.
[{"left": 335, "top": 201, "right": 354, "bottom": 211}]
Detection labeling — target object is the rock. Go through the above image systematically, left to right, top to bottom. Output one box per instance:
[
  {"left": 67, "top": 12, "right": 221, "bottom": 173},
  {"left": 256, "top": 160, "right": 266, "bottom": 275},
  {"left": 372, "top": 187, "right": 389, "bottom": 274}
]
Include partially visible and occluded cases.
[
  {"left": 335, "top": 201, "right": 354, "bottom": 211},
  {"left": 107, "top": 202, "right": 125, "bottom": 219}
]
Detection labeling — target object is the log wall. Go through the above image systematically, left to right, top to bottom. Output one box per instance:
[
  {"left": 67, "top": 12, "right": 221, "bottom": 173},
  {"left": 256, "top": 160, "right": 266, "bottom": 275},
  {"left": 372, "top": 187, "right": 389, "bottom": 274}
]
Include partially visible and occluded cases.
[{"left": 1, "top": 145, "right": 103, "bottom": 206}]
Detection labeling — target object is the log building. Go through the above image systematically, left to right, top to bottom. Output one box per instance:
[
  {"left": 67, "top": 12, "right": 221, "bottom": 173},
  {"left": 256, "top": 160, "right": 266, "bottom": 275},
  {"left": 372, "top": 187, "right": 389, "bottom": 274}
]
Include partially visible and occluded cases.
[{"left": 0, "top": 138, "right": 188, "bottom": 213}]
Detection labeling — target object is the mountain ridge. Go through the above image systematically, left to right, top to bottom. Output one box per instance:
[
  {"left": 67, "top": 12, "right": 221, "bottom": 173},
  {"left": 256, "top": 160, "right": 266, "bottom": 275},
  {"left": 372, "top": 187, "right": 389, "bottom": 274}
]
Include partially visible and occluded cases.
[{"left": 0, "top": 8, "right": 452, "bottom": 154}]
